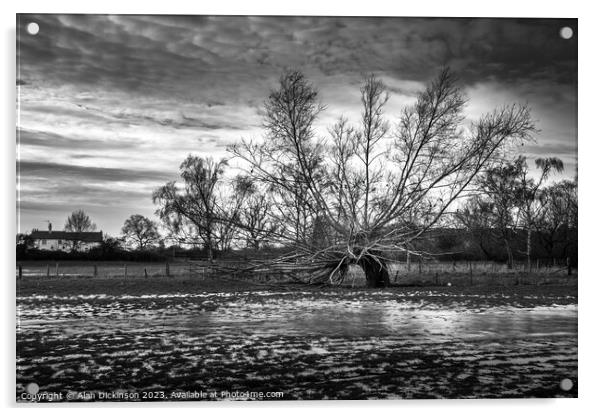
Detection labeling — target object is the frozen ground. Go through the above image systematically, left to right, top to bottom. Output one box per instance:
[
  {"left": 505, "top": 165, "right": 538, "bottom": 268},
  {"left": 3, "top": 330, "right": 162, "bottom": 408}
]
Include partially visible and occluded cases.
[{"left": 16, "top": 281, "right": 577, "bottom": 400}]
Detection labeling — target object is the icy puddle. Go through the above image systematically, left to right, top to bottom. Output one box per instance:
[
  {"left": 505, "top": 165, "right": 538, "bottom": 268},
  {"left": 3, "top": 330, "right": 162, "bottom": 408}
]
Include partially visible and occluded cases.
[{"left": 16, "top": 290, "right": 577, "bottom": 400}]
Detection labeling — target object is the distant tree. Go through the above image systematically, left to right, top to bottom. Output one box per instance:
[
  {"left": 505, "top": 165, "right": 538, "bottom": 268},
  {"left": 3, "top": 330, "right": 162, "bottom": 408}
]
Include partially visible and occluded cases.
[
  {"left": 153, "top": 155, "right": 229, "bottom": 261},
  {"left": 515, "top": 156, "right": 564, "bottom": 270},
  {"left": 477, "top": 158, "right": 524, "bottom": 268},
  {"left": 233, "top": 176, "right": 278, "bottom": 251},
  {"left": 213, "top": 178, "right": 251, "bottom": 253},
  {"left": 536, "top": 179, "right": 577, "bottom": 259},
  {"left": 456, "top": 197, "right": 497, "bottom": 260},
  {"left": 64, "top": 209, "right": 96, "bottom": 232},
  {"left": 64, "top": 209, "right": 97, "bottom": 251},
  {"left": 121, "top": 214, "right": 161, "bottom": 250},
  {"left": 99, "top": 233, "right": 123, "bottom": 256}
]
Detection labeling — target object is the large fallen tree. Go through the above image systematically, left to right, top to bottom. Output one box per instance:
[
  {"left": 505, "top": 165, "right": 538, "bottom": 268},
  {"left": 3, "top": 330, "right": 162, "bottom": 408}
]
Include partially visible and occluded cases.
[{"left": 226, "top": 68, "right": 535, "bottom": 287}]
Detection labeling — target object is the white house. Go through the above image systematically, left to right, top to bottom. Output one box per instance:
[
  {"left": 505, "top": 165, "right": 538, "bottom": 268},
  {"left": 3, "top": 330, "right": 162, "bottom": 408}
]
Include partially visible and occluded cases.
[{"left": 30, "top": 224, "right": 103, "bottom": 252}]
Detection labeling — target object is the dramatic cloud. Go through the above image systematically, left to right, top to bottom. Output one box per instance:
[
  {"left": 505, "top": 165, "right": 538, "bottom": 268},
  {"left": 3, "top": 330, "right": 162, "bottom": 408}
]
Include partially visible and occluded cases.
[
  {"left": 16, "top": 15, "right": 577, "bottom": 235},
  {"left": 17, "top": 128, "right": 141, "bottom": 150},
  {"left": 18, "top": 160, "right": 172, "bottom": 183}
]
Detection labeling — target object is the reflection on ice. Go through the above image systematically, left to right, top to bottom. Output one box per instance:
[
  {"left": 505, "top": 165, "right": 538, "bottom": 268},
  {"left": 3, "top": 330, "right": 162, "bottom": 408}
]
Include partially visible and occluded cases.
[
  {"left": 16, "top": 289, "right": 578, "bottom": 399},
  {"left": 18, "top": 292, "right": 577, "bottom": 342}
]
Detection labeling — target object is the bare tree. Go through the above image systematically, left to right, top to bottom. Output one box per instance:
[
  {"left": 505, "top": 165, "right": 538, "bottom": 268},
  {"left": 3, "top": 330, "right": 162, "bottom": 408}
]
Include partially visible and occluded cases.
[
  {"left": 230, "top": 68, "right": 535, "bottom": 287},
  {"left": 260, "top": 70, "right": 322, "bottom": 246},
  {"left": 359, "top": 75, "right": 389, "bottom": 227},
  {"left": 153, "top": 155, "right": 228, "bottom": 261},
  {"left": 515, "top": 156, "right": 564, "bottom": 270},
  {"left": 478, "top": 158, "right": 524, "bottom": 268},
  {"left": 233, "top": 176, "right": 278, "bottom": 251},
  {"left": 535, "top": 179, "right": 577, "bottom": 259},
  {"left": 214, "top": 180, "right": 248, "bottom": 253},
  {"left": 455, "top": 196, "right": 497, "bottom": 260},
  {"left": 64, "top": 209, "right": 97, "bottom": 251},
  {"left": 65, "top": 209, "right": 96, "bottom": 232},
  {"left": 121, "top": 214, "right": 161, "bottom": 250}
]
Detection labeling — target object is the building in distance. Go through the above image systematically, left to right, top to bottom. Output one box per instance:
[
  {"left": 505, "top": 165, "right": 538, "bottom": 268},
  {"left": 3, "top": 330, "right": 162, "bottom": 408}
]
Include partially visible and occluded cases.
[{"left": 30, "top": 223, "right": 103, "bottom": 252}]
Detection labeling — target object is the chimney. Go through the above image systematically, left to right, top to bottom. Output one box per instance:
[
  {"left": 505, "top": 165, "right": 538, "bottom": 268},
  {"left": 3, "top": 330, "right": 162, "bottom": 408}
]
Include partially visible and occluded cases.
[{"left": 48, "top": 222, "right": 52, "bottom": 232}]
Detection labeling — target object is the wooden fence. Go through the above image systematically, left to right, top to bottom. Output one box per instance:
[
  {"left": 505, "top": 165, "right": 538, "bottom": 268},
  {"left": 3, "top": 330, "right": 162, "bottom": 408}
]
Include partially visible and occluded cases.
[
  {"left": 16, "top": 258, "right": 577, "bottom": 286},
  {"left": 16, "top": 261, "right": 191, "bottom": 279}
]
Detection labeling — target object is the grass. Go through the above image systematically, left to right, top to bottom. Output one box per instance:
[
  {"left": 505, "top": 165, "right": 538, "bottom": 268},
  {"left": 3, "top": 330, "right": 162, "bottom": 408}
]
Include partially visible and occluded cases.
[
  {"left": 16, "top": 259, "right": 577, "bottom": 287},
  {"left": 16, "top": 260, "right": 192, "bottom": 279},
  {"left": 345, "top": 262, "right": 577, "bottom": 287},
  {"left": 16, "top": 274, "right": 577, "bottom": 300}
]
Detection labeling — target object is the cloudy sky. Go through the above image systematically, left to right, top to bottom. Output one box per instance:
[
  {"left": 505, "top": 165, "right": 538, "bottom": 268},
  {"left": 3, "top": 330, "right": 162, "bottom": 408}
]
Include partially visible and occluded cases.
[{"left": 16, "top": 15, "right": 577, "bottom": 236}]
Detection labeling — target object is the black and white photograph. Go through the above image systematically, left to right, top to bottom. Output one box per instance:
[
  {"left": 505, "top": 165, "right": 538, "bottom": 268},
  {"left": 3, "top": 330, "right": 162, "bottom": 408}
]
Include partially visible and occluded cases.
[{"left": 15, "top": 13, "right": 578, "bottom": 402}]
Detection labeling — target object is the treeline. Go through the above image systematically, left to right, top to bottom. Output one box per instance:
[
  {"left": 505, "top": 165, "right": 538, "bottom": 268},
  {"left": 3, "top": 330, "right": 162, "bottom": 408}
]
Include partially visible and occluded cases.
[
  {"left": 17, "top": 155, "right": 577, "bottom": 268},
  {"left": 454, "top": 157, "right": 577, "bottom": 269},
  {"left": 16, "top": 227, "right": 577, "bottom": 266},
  {"left": 402, "top": 227, "right": 577, "bottom": 266},
  {"left": 16, "top": 242, "right": 291, "bottom": 262},
  {"left": 16, "top": 247, "right": 170, "bottom": 262}
]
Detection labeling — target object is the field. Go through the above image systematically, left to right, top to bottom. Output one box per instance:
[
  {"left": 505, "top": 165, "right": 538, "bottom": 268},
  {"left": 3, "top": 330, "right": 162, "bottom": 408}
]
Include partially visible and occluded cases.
[
  {"left": 17, "top": 259, "right": 577, "bottom": 286},
  {"left": 17, "top": 260, "right": 192, "bottom": 279},
  {"left": 16, "top": 271, "right": 578, "bottom": 401}
]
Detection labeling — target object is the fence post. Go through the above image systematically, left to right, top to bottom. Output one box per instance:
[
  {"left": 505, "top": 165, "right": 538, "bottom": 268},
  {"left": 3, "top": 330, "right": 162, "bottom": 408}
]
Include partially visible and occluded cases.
[
  {"left": 567, "top": 257, "right": 572, "bottom": 276},
  {"left": 469, "top": 260, "right": 473, "bottom": 285},
  {"left": 55, "top": 262, "right": 59, "bottom": 278},
  {"left": 166, "top": 262, "right": 170, "bottom": 277},
  {"left": 18, "top": 264, "right": 22, "bottom": 280},
  {"left": 47, "top": 264, "right": 50, "bottom": 278},
  {"left": 93, "top": 264, "right": 98, "bottom": 277},
  {"left": 124, "top": 264, "right": 127, "bottom": 279},
  {"left": 144, "top": 268, "right": 148, "bottom": 279}
]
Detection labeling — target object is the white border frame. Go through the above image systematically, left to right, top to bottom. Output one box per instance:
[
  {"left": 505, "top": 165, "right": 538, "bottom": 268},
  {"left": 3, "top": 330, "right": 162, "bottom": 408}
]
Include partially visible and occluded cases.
[{"left": 3, "top": 2, "right": 597, "bottom": 415}]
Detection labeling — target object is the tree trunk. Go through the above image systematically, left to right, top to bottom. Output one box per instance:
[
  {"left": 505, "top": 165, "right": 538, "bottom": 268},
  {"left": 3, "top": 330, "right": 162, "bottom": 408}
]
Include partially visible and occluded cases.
[
  {"left": 526, "top": 227, "right": 532, "bottom": 271},
  {"left": 504, "top": 238, "right": 513, "bottom": 269},
  {"left": 478, "top": 240, "right": 493, "bottom": 260},
  {"left": 207, "top": 241, "right": 213, "bottom": 262},
  {"left": 358, "top": 255, "right": 390, "bottom": 288}
]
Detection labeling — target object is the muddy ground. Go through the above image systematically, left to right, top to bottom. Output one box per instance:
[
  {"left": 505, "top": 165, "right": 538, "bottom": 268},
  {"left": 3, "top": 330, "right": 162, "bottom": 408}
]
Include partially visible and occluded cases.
[{"left": 16, "top": 277, "right": 577, "bottom": 401}]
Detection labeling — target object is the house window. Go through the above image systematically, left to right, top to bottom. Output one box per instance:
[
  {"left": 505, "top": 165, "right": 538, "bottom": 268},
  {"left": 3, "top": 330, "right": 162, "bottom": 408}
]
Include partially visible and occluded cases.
[
  {"left": 41, "top": 239, "right": 46, "bottom": 245},
  {"left": 58, "top": 239, "right": 62, "bottom": 244}
]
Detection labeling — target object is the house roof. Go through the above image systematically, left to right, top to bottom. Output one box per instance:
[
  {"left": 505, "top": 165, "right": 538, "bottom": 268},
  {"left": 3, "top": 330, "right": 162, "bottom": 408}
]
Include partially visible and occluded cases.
[{"left": 30, "top": 231, "right": 103, "bottom": 242}]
